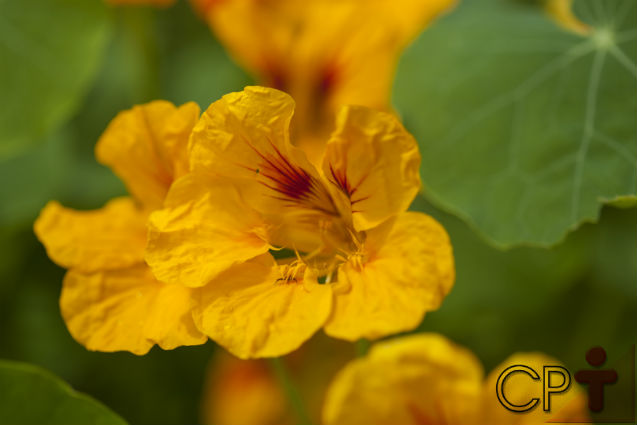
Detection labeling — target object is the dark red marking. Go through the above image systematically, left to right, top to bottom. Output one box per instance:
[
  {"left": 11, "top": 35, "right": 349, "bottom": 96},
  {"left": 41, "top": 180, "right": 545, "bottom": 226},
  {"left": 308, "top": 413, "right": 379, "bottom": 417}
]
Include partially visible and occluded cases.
[
  {"left": 318, "top": 62, "right": 339, "bottom": 97},
  {"left": 239, "top": 134, "right": 337, "bottom": 214},
  {"left": 328, "top": 163, "right": 371, "bottom": 208},
  {"left": 329, "top": 163, "right": 356, "bottom": 197}
]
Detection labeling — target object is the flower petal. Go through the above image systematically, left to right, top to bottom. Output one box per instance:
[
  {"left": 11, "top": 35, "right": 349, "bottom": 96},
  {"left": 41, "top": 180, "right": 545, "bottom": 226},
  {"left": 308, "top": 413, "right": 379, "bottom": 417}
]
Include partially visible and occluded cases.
[
  {"left": 325, "top": 0, "right": 456, "bottom": 113},
  {"left": 545, "top": 0, "right": 590, "bottom": 36},
  {"left": 190, "top": 86, "right": 343, "bottom": 251},
  {"left": 190, "top": 86, "right": 303, "bottom": 179},
  {"left": 96, "top": 100, "right": 200, "bottom": 209},
  {"left": 322, "top": 106, "right": 421, "bottom": 231},
  {"left": 145, "top": 173, "right": 271, "bottom": 288},
  {"left": 33, "top": 198, "right": 147, "bottom": 273},
  {"left": 324, "top": 212, "right": 454, "bottom": 340},
  {"left": 193, "top": 254, "right": 333, "bottom": 359},
  {"left": 61, "top": 265, "right": 206, "bottom": 355},
  {"left": 322, "top": 333, "right": 484, "bottom": 425},
  {"left": 482, "top": 353, "right": 590, "bottom": 424}
]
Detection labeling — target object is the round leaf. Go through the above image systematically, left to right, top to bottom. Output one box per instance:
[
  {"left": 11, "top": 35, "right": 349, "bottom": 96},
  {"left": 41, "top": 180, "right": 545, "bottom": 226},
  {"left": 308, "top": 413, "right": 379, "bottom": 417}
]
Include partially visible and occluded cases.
[
  {"left": 0, "top": 0, "right": 110, "bottom": 159},
  {"left": 395, "top": 0, "right": 637, "bottom": 247},
  {"left": 0, "top": 360, "right": 128, "bottom": 425}
]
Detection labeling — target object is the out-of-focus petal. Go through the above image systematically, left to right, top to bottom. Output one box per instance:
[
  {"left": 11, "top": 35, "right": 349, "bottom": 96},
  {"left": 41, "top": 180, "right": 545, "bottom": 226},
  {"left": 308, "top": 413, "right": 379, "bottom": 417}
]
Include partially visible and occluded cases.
[
  {"left": 198, "top": 0, "right": 456, "bottom": 148},
  {"left": 545, "top": 0, "right": 590, "bottom": 36},
  {"left": 322, "top": 333, "right": 484, "bottom": 425},
  {"left": 201, "top": 352, "right": 289, "bottom": 425},
  {"left": 482, "top": 353, "right": 590, "bottom": 424}
]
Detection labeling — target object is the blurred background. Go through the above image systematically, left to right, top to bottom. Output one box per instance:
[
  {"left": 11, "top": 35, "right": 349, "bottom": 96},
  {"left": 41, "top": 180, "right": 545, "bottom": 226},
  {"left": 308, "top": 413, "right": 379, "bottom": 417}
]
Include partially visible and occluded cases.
[{"left": 0, "top": 1, "right": 635, "bottom": 424}]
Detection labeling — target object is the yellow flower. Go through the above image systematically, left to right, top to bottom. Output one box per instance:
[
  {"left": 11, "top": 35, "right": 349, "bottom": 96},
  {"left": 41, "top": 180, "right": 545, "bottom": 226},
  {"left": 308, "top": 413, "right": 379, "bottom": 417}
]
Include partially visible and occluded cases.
[
  {"left": 192, "top": 0, "right": 455, "bottom": 163},
  {"left": 544, "top": 0, "right": 590, "bottom": 35},
  {"left": 145, "top": 86, "right": 454, "bottom": 358},
  {"left": 34, "top": 101, "right": 207, "bottom": 355},
  {"left": 323, "top": 333, "right": 589, "bottom": 425},
  {"left": 201, "top": 334, "right": 355, "bottom": 425},
  {"left": 201, "top": 352, "right": 290, "bottom": 425}
]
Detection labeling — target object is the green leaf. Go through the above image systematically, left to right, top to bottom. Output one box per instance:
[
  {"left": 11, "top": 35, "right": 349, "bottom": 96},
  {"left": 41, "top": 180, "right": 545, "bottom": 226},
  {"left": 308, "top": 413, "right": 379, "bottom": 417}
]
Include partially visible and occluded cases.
[
  {"left": 0, "top": 0, "right": 110, "bottom": 159},
  {"left": 395, "top": 0, "right": 637, "bottom": 247},
  {"left": 155, "top": 1, "right": 253, "bottom": 108},
  {"left": 0, "top": 127, "right": 124, "bottom": 229},
  {"left": 601, "top": 194, "right": 637, "bottom": 208},
  {"left": 410, "top": 195, "right": 637, "bottom": 367},
  {"left": 0, "top": 360, "right": 128, "bottom": 425}
]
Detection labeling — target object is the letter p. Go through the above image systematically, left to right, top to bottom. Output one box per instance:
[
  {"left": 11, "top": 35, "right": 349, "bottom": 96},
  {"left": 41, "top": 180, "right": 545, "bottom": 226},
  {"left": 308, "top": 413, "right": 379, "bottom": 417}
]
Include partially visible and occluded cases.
[{"left": 543, "top": 366, "right": 571, "bottom": 412}]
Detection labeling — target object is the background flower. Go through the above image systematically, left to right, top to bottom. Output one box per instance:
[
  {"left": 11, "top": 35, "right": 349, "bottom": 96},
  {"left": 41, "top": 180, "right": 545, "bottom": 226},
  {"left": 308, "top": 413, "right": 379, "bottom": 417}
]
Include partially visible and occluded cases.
[
  {"left": 192, "top": 0, "right": 456, "bottom": 162},
  {"left": 323, "top": 334, "right": 589, "bottom": 425}
]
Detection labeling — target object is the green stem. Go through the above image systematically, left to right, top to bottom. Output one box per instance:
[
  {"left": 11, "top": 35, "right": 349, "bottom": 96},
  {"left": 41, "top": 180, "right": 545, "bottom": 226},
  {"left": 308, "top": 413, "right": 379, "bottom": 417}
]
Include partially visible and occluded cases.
[
  {"left": 119, "top": 7, "right": 161, "bottom": 101},
  {"left": 356, "top": 339, "right": 370, "bottom": 357},
  {"left": 269, "top": 357, "right": 313, "bottom": 425}
]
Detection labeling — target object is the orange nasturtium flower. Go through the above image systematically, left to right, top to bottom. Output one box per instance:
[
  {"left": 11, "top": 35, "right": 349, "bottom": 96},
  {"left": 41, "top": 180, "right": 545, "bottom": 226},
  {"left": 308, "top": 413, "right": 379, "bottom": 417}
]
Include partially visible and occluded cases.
[
  {"left": 191, "top": 0, "right": 455, "bottom": 163},
  {"left": 145, "top": 86, "right": 455, "bottom": 359},
  {"left": 34, "top": 101, "right": 206, "bottom": 355},
  {"left": 323, "top": 333, "right": 589, "bottom": 425}
]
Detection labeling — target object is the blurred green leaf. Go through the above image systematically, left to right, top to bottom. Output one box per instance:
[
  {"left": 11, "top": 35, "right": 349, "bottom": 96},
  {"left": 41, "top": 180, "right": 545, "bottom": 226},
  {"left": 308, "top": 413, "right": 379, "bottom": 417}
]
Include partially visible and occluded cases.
[
  {"left": 0, "top": 0, "right": 111, "bottom": 159},
  {"left": 395, "top": 0, "right": 637, "bottom": 248},
  {"left": 156, "top": 1, "right": 253, "bottom": 108},
  {"left": 0, "top": 128, "right": 124, "bottom": 229},
  {"left": 0, "top": 131, "right": 72, "bottom": 227},
  {"left": 411, "top": 194, "right": 636, "bottom": 368},
  {"left": 0, "top": 360, "right": 128, "bottom": 425}
]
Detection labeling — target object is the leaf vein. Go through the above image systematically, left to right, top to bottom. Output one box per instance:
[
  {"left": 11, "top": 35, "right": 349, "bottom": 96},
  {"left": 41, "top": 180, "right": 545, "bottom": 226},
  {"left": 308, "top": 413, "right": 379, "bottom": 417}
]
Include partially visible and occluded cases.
[{"left": 571, "top": 50, "right": 607, "bottom": 222}]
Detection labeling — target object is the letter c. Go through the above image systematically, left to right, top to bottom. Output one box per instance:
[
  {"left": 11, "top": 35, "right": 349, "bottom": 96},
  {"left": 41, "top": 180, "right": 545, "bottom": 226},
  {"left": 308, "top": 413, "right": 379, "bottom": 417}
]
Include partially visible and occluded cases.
[{"left": 496, "top": 365, "right": 541, "bottom": 413}]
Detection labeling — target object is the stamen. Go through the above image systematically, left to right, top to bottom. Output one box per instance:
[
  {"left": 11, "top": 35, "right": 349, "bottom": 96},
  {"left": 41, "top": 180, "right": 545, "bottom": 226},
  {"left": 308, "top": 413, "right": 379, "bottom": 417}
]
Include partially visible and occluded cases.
[{"left": 276, "top": 259, "right": 307, "bottom": 285}]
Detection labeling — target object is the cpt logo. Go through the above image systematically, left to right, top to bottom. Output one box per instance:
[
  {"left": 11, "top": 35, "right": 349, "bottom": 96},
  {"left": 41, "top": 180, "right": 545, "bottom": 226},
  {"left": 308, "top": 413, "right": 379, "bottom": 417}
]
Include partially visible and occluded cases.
[{"left": 495, "top": 346, "right": 635, "bottom": 423}]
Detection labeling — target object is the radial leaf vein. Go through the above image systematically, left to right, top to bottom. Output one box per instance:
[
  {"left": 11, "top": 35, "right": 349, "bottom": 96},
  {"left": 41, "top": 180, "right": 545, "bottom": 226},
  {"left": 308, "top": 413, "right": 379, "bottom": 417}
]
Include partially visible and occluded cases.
[{"left": 571, "top": 50, "right": 607, "bottom": 222}]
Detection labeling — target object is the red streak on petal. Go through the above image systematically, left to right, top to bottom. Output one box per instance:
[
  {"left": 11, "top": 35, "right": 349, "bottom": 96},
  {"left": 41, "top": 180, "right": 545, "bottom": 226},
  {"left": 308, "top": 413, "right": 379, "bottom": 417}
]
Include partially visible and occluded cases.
[
  {"left": 239, "top": 134, "right": 337, "bottom": 214},
  {"left": 328, "top": 162, "right": 371, "bottom": 209}
]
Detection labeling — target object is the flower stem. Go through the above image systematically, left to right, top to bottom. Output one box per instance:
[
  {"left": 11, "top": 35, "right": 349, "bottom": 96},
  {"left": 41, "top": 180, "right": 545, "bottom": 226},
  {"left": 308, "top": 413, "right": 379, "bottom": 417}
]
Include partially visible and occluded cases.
[
  {"left": 118, "top": 7, "right": 161, "bottom": 102},
  {"left": 356, "top": 338, "right": 370, "bottom": 357},
  {"left": 269, "top": 357, "right": 314, "bottom": 425}
]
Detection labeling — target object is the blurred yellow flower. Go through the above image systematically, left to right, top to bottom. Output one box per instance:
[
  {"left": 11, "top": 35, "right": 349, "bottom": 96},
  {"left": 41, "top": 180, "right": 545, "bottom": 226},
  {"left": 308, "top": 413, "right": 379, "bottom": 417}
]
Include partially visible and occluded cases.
[
  {"left": 191, "top": 0, "right": 455, "bottom": 163},
  {"left": 545, "top": 0, "right": 590, "bottom": 35},
  {"left": 145, "top": 86, "right": 454, "bottom": 358},
  {"left": 34, "top": 101, "right": 207, "bottom": 355},
  {"left": 323, "top": 333, "right": 589, "bottom": 425},
  {"left": 201, "top": 334, "right": 355, "bottom": 425},
  {"left": 201, "top": 352, "right": 290, "bottom": 425}
]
